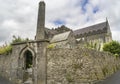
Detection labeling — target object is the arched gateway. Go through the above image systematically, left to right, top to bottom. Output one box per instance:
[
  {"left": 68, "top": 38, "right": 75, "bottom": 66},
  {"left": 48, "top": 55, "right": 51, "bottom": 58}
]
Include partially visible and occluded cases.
[
  {"left": 11, "top": 0, "right": 48, "bottom": 84},
  {"left": 13, "top": 40, "right": 49, "bottom": 84},
  {"left": 19, "top": 47, "right": 36, "bottom": 83}
]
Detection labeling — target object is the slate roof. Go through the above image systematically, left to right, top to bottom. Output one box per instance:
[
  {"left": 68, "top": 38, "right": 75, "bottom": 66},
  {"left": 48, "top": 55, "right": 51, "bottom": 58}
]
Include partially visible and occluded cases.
[
  {"left": 73, "top": 21, "right": 107, "bottom": 35},
  {"left": 50, "top": 31, "right": 71, "bottom": 43}
]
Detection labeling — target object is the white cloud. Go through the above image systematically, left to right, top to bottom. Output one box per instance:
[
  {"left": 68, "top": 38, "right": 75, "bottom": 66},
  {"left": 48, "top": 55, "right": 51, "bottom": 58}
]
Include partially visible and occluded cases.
[
  {"left": 0, "top": 0, "right": 120, "bottom": 45},
  {"left": 2, "top": 20, "right": 19, "bottom": 30},
  {"left": 112, "top": 31, "right": 120, "bottom": 42}
]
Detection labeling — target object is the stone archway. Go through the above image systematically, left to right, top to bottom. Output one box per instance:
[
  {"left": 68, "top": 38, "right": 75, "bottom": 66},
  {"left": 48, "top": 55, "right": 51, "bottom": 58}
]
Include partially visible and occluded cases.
[{"left": 19, "top": 46, "right": 36, "bottom": 83}]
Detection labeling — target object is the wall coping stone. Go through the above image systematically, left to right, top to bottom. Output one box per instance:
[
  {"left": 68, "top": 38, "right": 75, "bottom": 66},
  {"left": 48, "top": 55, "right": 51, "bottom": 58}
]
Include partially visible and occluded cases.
[{"left": 12, "top": 39, "right": 49, "bottom": 45}]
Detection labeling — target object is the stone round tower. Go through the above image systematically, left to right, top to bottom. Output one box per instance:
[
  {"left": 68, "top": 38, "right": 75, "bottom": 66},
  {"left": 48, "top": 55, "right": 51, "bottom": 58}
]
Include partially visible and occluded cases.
[{"left": 36, "top": 0, "right": 45, "bottom": 40}]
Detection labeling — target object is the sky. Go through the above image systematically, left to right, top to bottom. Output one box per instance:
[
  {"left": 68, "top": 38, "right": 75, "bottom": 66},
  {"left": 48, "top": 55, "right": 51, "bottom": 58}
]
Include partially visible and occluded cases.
[{"left": 0, "top": 0, "right": 120, "bottom": 45}]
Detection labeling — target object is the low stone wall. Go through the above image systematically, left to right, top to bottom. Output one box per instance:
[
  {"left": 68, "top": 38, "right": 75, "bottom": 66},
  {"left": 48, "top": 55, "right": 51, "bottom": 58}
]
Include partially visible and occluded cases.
[
  {"left": 0, "top": 47, "right": 120, "bottom": 84},
  {"left": 47, "top": 47, "right": 120, "bottom": 84},
  {"left": 0, "top": 54, "right": 19, "bottom": 83},
  {"left": 0, "top": 55, "right": 11, "bottom": 80}
]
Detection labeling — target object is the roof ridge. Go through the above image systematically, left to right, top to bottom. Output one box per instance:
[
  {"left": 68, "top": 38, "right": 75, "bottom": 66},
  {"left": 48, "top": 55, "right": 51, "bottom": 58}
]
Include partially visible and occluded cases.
[
  {"left": 74, "top": 21, "right": 106, "bottom": 31},
  {"left": 54, "top": 31, "right": 71, "bottom": 36}
]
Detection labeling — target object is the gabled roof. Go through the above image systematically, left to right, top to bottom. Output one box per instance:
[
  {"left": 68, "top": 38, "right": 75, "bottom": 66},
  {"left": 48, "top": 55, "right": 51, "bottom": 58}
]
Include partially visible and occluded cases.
[
  {"left": 73, "top": 21, "right": 107, "bottom": 35},
  {"left": 50, "top": 31, "right": 71, "bottom": 43}
]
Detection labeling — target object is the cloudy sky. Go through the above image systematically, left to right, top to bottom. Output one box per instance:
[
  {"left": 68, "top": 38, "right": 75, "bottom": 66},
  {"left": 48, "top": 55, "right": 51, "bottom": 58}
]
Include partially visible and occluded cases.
[{"left": 0, "top": 0, "right": 120, "bottom": 45}]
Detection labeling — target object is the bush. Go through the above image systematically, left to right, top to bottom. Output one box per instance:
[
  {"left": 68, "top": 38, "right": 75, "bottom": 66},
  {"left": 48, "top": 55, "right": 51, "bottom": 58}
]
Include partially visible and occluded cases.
[
  {"left": 0, "top": 35, "right": 29, "bottom": 55},
  {"left": 11, "top": 35, "right": 29, "bottom": 44},
  {"left": 103, "top": 41, "right": 120, "bottom": 57},
  {"left": 47, "top": 44, "right": 55, "bottom": 49},
  {"left": 0, "top": 45, "right": 12, "bottom": 55}
]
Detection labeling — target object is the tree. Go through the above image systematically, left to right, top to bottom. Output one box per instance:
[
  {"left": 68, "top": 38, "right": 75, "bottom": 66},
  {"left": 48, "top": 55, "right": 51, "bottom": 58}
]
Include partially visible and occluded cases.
[
  {"left": 11, "top": 35, "right": 29, "bottom": 44},
  {"left": 103, "top": 41, "right": 120, "bottom": 57}
]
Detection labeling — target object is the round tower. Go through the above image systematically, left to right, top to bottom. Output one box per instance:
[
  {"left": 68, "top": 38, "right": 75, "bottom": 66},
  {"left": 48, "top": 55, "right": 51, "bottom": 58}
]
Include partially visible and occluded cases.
[{"left": 36, "top": 0, "right": 45, "bottom": 40}]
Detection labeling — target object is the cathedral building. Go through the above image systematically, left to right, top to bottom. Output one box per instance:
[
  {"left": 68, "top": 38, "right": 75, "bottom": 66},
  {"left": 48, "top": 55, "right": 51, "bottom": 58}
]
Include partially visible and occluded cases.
[{"left": 41, "top": 1, "right": 112, "bottom": 49}]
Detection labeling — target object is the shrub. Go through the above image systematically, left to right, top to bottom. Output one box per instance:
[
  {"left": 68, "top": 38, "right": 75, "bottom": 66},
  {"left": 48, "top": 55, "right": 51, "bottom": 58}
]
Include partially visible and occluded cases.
[
  {"left": 0, "top": 35, "right": 29, "bottom": 55},
  {"left": 11, "top": 35, "right": 29, "bottom": 44},
  {"left": 103, "top": 41, "right": 120, "bottom": 57},
  {"left": 47, "top": 44, "right": 55, "bottom": 49},
  {"left": 0, "top": 45, "right": 12, "bottom": 55}
]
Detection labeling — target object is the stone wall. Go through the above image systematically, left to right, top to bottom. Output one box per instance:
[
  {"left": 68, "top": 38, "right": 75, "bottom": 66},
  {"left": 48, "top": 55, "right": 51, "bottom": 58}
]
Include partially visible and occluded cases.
[
  {"left": 0, "top": 40, "right": 49, "bottom": 84},
  {"left": 0, "top": 42, "right": 35, "bottom": 83},
  {"left": 0, "top": 47, "right": 120, "bottom": 84},
  {"left": 47, "top": 47, "right": 120, "bottom": 84},
  {"left": 0, "top": 53, "right": 20, "bottom": 83},
  {"left": 0, "top": 55, "right": 12, "bottom": 81}
]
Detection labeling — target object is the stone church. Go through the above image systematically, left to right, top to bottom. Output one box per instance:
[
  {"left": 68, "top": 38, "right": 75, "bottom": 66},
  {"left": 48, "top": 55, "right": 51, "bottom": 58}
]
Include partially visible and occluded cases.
[
  {"left": 1, "top": 0, "right": 112, "bottom": 84},
  {"left": 35, "top": 2, "right": 112, "bottom": 49},
  {"left": 48, "top": 20, "right": 112, "bottom": 49}
]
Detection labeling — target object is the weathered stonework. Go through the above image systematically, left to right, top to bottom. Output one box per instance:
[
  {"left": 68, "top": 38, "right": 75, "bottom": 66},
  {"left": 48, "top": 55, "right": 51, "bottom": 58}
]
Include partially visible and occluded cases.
[
  {"left": 0, "top": 0, "right": 116, "bottom": 84},
  {"left": 36, "top": 1, "right": 45, "bottom": 40},
  {"left": 0, "top": 40, "right": 49, "bottom": 84},
  {"left": 0, "top": 46, "right": 120, "bottom": 84},
  {"left": 47, "top": 47, "right": 120, "bottom": 84}
]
